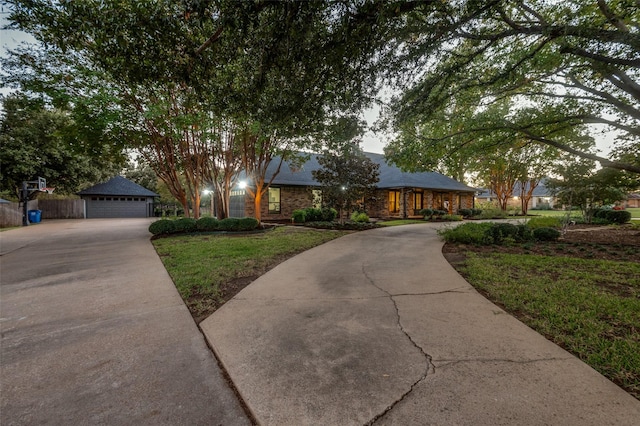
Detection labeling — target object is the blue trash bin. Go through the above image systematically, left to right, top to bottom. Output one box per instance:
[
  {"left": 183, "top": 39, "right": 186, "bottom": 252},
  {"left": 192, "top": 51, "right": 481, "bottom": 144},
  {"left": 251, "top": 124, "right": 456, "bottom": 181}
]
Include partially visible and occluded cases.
[{"left": 28, "top": 209, "right": 42, "bottom": 223}]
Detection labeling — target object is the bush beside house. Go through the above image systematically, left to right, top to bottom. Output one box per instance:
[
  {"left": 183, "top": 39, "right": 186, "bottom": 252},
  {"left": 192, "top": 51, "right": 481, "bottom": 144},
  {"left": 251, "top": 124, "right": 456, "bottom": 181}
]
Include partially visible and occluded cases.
[{"left": 149, "top": 217, "right": 260, "bottom": 236}]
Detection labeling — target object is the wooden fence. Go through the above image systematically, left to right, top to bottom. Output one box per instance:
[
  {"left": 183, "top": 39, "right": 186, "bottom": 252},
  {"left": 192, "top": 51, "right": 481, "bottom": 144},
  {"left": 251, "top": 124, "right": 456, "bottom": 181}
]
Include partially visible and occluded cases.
[
  {"left": 0, "top": 199, "right": 85, "bottom": 227},
  {"left": 39, "top": 199, "right": 85, "bottom": 219},
  {"left": 0, "top": 201, "right": 38, "bottom": 228}
]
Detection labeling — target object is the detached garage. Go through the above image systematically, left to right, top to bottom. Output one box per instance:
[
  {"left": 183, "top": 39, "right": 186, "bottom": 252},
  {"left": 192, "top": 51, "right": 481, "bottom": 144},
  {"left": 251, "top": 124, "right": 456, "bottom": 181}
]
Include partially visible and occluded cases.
[{"left": 78, "top": 176, "right": 159, "bottom": 218}]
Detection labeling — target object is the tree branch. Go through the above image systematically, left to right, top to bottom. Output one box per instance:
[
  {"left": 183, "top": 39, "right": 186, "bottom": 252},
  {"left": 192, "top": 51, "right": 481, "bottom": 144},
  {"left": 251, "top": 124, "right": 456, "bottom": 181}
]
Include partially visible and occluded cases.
[
  {"left": 597, "top": 0, "right": 629, "bottom": 32},
  {"left": 195, "top": 26, "right": 224, "bottom": 56},
  {"left": 558, "top": 44, "right": 640, "bottom": 67},
  {"left": 604, "top": 67, "right": 640, "bottom": 102},
  {"left": 568, "top": 73, "right": 640, "bottom": 120},
  {"left": 517, "top": 130, "right": 640, "bottom": 173}
]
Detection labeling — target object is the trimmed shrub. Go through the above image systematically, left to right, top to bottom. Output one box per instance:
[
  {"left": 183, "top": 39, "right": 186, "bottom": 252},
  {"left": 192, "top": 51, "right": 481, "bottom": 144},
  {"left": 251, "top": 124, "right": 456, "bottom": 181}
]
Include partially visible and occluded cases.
[
  {"left": 304, "top": 207, "right": 323, "bottom": 222},
  {"left": 320, "top": 207, "right": 338, "bottom": 222},
  {"left": 419, "top": 208, "right": 433, "bottom": 218},
  {"left": 479, "top": 208, "right": 507, "bottom": 219},
  {"left": 292, "top": 209, "right": 306, "bottom": 223},
  {"left": 432, "top": 209, "right": 447, "bottom": 216},
  {"left": 458, "top": 209, "right": 472, "bottom": 217},
  {"left": 593, "top": 209, "right": 610, "bottom": 219},
  {"left": 604, "top": 210, "right": 631, "bottom": 224},
  {"left": 350, "top": 211, "right": 370, "bottom": 223},
  {"left": 441, "top": 214, "right": 463, "bottom": 221},
  {"left": 196, "top": 216, "right": 219, "bottom": 231},
  {"left": 526, "top": 216, "right": 561, "bottom": 229},
  {"left": 173, "top": 217, "right": 197, "bottom": 233},
  {"left": 218, "top": 217, "right": 240, "bottom": 231},
  {"left": 238, "top": 217, "right": 260, "bottom": 231},
  {"left": 149, "top": 219, "right": 176, "bottom": 235},
  {"left": 306, "top": 221, "right": 378, "bottom": 230},
  {"left": 438, "top": 222, "right": 494, "bottom": 244},
  {"left": 485, "top": 223, "right": 519, "bottom": 244},
  {"left": 516, "top": 224, "right": 534, "bottom": 242},
  {"left": 533, "top": 227, "right": 561, "bottom": 241}
]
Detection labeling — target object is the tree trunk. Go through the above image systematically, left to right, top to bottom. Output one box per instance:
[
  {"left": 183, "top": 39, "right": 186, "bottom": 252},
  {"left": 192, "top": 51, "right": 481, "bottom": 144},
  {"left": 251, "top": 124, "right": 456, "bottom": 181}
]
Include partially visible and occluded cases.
[
  {"left": 253, "top": 190, "right": 263, "bottom": 223},
  {"left": 193, "top": 192, "right": 201, "bottom": 219}
]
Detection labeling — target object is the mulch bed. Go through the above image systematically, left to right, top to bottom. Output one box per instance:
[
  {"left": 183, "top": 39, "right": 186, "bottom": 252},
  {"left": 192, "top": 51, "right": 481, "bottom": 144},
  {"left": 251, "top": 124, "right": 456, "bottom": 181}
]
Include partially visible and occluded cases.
[{"left": 443, "top": 224, "right": 640, "bottom": 263}]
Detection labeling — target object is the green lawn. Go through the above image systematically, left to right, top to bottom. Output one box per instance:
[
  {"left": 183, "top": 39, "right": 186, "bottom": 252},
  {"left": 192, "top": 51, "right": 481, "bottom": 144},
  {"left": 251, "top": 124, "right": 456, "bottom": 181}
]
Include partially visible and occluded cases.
[
  {"left": 530, "top": 208, "right": 640, "bottom": 219},
  {"left": 527, "top": 209, "right": 582, "bottom": 218},
  {"left": 378, "top": 219, "right": 426, "bottom": 226},
  {"left": 152, "top": 227, "right": 347, "bottom": 320},
  {"left": 460, "top": 253, "right": 640, "bottom": 399}
]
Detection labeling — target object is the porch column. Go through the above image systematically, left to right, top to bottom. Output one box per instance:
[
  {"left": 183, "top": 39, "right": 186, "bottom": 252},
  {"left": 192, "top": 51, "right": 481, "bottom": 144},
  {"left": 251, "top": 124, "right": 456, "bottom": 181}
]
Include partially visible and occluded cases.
[
  {"left": 402, "top": 188, "right": 407, "bottom": 219},
  {"left": 449, "top": 192, "right": 454, "bottom": 214}
]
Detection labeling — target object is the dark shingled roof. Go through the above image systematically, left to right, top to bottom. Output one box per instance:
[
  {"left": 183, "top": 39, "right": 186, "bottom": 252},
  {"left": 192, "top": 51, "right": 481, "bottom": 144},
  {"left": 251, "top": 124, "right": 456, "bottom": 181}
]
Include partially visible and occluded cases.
[
  {"left": 261, "top": 152, "right": 475, "bottom": 192},
  {"left": 77, "top": 176, "right": 159, "bottom": 197},
  {"left": 476, "top": 179, "right": 553, "bottom": 198}
]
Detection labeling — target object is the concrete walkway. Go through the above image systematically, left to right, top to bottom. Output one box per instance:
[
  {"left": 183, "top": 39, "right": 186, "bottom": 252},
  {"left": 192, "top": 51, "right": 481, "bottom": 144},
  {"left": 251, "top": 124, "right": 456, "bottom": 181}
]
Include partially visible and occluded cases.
[
  {"left": 1, "top": 219, "right": 249, "bottom": 425},
  {"left": 201, "top": 223, "right": 640, "bottom": 425}
]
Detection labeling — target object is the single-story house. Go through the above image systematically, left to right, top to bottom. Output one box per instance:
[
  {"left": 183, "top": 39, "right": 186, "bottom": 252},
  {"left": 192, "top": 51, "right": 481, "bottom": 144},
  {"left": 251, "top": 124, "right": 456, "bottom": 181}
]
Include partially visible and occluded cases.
[
  {"left": 230, "top": 152, "right": 477, "bottom": 220},
  {"left": 78, "top": 176, "right": 159, "bottom": 218},
  {"left": 475, "top": 180, "right": 556, "bottom": 210},
  {"left": 626, "top": 193, "right": 640, "bottom": 208}
]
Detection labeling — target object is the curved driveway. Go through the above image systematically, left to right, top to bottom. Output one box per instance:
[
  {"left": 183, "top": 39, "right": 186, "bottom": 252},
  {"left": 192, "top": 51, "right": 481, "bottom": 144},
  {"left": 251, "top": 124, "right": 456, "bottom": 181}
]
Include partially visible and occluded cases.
[
  {"left": 1, "top": 219, "right": 249, "bottom": 425},
  {"left": 202, "top": 223, "right": 640, "bottom": 425}
]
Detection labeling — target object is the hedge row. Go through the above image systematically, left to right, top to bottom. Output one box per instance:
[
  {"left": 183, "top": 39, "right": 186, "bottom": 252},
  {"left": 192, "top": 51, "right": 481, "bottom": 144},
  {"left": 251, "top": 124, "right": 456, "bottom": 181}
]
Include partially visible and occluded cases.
[
  {"left": 292, "top": 207, "right": 338, "bottom": 223},
  {"left": 419, "top": 208, "right": 482, "bottom": 219},
  {"left": 458, "top": 208, "right": 483, "bottom": 217},
  {"left": 594, "top": 209, "right": 632, "bottom": 224},
  {"left": 149, "top": 217, "right": 260, "bottom": 235},
  {"left": 304, "top": 221, "right": 379, "bottom": 230},
  {"left": 438, "top": 222, "right": 560, "bottom": 245}
]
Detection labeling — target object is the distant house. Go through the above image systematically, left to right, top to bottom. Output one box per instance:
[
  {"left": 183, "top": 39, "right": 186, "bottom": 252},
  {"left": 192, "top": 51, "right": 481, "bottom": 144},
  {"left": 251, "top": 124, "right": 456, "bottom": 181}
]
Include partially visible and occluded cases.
[
  {"left": 229, "top": 152, "right": 476, "bottom": 220},
  {"left": 78, "top": 176, "right": 159, "bottom": 218},
  {"left": 475, "top": 180, "right": 556, "bottom": 210},
  {"left": 626, "top": 193, "right": 640, "bottom": 208}
]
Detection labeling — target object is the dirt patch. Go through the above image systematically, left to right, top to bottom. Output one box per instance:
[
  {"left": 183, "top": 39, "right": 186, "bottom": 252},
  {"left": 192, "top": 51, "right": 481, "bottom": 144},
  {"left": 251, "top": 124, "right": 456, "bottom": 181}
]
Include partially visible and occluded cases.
[
  {"left": 443, "top": 224, "right": 640, "bottom": 263},
  {"left": 188, "top": 275, "right": 259, "bottom": 323}
]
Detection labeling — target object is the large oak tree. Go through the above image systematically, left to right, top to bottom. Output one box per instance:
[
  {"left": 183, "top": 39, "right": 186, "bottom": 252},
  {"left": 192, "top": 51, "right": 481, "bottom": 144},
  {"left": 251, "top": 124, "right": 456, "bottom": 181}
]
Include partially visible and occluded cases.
[{"left": 382, "top": 0, "right": 640, "bottom": 174}]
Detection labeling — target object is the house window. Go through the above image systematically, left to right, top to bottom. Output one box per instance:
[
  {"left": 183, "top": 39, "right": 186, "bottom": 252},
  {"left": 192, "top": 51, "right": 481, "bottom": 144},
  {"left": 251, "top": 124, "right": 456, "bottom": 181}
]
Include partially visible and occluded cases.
[
  {"left": 268, "top": 187, "right": 281, "bottom": 213},
  {"left": 312, "top": 189, "right": 322, "bottom": 209},
  {"left": 389, "top": 190, "right": 400, "bottom": 213},
  {"left": 414, "top": 191, "right": 423, "bottom": 211}
]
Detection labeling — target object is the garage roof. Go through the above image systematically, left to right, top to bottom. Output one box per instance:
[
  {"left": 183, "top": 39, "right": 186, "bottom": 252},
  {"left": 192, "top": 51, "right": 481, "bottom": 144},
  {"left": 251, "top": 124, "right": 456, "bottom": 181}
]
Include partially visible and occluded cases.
[{"left": 78, "top": 176, "right": 159, "bottom": 197}]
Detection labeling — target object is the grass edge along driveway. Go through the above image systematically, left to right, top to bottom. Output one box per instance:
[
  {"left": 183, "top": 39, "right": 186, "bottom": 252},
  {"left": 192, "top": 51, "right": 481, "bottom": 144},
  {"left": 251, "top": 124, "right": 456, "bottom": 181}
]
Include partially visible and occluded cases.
[
  {"left": 152, "top": 226, "right": 348, "bottom": 322},
  {"left": 457, "top": 252, "right": 639, "bottom": 401}
]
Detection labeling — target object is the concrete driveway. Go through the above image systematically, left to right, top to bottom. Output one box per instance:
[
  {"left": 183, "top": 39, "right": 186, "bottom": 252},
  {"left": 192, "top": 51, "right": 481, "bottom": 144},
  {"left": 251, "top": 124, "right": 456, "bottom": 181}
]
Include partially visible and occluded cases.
[
  {"left": 1, "top": 219, "right": 249, "bottom": 425},
  {"left": 202, "top": 223, "right": 640, "bottom": 425}
]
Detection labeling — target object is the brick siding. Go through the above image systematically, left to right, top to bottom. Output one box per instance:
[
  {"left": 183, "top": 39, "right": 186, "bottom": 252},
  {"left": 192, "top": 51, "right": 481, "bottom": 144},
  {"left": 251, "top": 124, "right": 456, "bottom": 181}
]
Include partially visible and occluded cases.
[{"left": 243, "top": 185, "right": 475, "bottom": 220}]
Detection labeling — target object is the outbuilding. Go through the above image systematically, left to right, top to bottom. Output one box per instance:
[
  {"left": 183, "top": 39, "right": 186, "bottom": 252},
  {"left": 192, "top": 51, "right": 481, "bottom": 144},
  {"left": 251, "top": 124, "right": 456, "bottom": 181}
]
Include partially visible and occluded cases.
[{"left": 78, "top": 176, "right": 158, "bottom": 218}]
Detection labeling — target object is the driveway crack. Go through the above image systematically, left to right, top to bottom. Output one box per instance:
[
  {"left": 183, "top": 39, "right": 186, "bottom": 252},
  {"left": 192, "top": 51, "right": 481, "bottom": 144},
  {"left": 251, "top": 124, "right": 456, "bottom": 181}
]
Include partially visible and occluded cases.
[
  {"left": 361, "top": 265, "right": 435, "bottom": 425},
  {"left": 436, "top": 356, "right": 574, "bottom": 368}
]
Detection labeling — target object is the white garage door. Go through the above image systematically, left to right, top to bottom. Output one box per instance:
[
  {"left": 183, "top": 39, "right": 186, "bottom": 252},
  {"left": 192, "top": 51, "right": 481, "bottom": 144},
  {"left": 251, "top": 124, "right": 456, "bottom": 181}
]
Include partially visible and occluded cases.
[{"left": 86, "top": 197, "right": 149, "bottom": 218}]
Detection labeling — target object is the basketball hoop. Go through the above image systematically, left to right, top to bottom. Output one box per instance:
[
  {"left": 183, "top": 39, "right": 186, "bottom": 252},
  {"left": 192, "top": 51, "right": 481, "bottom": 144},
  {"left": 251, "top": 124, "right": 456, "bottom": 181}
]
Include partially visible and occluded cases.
[{"left": 41, "top": 187, "right": 55, "bottom": 195}]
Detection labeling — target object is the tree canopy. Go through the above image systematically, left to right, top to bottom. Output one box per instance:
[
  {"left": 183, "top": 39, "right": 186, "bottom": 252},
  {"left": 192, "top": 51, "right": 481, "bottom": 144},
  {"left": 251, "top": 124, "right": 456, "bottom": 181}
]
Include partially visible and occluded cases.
[
  {"left": 3, "top": 0, "right": 420, "bottom": 217},
  {"left": 382, "top": 0, "right": 640, "bottom": 174},
  {"left": 0, "top": 93, "right": 125, "bottom": 196},
  {"left": 312, "top": 143, "right": 380, "bottom": 222}
]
